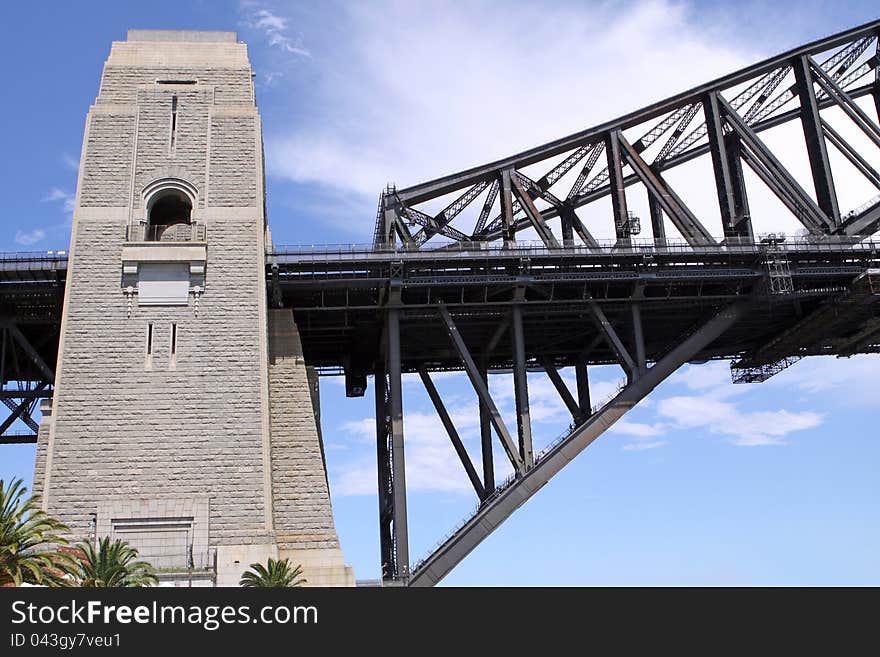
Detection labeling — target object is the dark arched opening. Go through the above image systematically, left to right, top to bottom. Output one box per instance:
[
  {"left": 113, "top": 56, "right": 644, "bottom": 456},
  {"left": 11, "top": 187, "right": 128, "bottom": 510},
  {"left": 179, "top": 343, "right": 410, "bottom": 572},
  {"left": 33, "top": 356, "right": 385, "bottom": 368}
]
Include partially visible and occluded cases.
[{"left": 147, "top": 190, "right": 192, "bottom": 240}]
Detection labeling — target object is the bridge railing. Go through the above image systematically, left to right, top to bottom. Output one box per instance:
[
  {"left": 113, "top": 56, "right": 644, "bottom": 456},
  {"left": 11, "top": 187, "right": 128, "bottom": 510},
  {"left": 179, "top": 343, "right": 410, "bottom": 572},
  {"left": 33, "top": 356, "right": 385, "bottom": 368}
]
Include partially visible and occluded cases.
[
  {"left": 271, "top": 236, "right": 880, "bottom": 260},
  {"left": 0, "top": 251, "right": 69, "bottom": 272}
]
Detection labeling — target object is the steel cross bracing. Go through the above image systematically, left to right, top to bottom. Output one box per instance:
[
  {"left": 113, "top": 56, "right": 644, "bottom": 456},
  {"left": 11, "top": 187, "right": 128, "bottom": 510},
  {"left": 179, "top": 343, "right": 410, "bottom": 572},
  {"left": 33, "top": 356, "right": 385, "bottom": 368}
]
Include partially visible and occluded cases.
[
  {"left": 374, "top": 20, "right": 880, "bottom": 251},
  {"left": 0, "top": 252, "right": 65, "bottom": 444}
]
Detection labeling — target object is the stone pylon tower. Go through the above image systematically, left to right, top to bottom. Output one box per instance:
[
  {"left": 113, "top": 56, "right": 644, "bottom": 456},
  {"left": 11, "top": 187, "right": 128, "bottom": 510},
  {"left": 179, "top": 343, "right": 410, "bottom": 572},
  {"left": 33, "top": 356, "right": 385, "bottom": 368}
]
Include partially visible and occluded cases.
[{"left": 32, "top": 30, "right": 354, "bottom": 586}]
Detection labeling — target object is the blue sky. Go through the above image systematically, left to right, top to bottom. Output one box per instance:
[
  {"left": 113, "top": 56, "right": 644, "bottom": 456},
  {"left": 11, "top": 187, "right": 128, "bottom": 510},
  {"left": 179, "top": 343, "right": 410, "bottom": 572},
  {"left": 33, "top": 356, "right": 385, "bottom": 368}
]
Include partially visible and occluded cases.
[{"left": 1, "top": 0, "right": 879, "bottom": 584}]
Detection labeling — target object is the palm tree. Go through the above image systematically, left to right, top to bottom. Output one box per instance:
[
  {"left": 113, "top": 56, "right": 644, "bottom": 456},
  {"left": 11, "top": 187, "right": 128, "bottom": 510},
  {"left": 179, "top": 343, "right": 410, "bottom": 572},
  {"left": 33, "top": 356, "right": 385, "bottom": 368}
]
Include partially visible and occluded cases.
[
  {"left": 0, "top": 478, "right": 73, "bottom": 586},
  {"left": 71, "top": 537, "right": 158, "bottom": 587},
  {"left": 239, "top": 557, "right": 307, "bottom": 587}
]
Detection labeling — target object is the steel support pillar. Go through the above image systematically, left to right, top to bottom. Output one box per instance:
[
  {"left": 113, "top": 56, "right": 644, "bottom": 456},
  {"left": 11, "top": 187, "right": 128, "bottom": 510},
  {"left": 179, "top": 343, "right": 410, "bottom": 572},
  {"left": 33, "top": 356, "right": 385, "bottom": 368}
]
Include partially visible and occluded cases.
[
  {"left": 793, "top": 55, "right": 840, "bottom": 225},
  {"left": 704, "top": 91, "right": 740, "bottom": 237},
  {"left": 605, "top": 131, "right": 631, "bottom": 246},
  {"left": 724, "top": 133, "right": 754, "bottom": 241},
  {"left": 499, "top": 169, "right": 516, "bottom": 248},
  {"left": 648, "top": 193, "right": 666, "bottom": 247},
  {"left": 560, "top": 206, "right": 574, "bottom": 247},
  {"left": 631, "top": 303, "right": 647, "bottom": 376},
  {"left": 511, "top": 304, "right": 533, "bottom": 468},
  {"left": 387, "top": 309, "right": 409, "bottom": 580},
  {"left": 478, "top": 358, "right": 495, "bottom": 493},
  {"left": 575, "top": 362, "right": 591, "bottom": 418},
  {"left": 374, "top": 364, "right": 394, "bottom": 581}
]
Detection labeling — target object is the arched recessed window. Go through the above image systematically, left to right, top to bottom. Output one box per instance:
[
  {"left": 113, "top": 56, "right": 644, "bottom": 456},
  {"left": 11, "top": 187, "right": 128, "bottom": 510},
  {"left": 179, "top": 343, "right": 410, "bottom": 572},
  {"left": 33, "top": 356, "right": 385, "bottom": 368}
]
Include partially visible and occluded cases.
[
  {"left": 142, "top": 177, "right": 198, "bottom": 241},
  {"left": 147, "top": 190, "right": 192, "bottom": 239}
]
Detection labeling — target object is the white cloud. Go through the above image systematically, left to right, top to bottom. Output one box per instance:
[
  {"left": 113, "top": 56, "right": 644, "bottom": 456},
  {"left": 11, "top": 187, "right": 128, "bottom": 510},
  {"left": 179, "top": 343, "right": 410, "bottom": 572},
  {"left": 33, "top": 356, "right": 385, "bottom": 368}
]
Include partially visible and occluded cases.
[
  {"left": 260, "top": 0, "right": 756, "bottom": 236},
  {"left": 241, "top": 3, "right": 310, "bottom": 57},
  {"left": 61, "top": 152, "right": 79, "bottom": 171},
  {"left": 42, "top": 187, "right": 74, "bottom": 214},
  {"left": 14, "top": 228, "right": 46, "bottom": 246},
  {"left": 781, "top": 355, "right": 880, "bottom": 407},
  {"left": 672, "top": 361, "right": 733, "bottom": 391},
  {"left": 655, "top": 393, "right": 823, "bottom": 446},
  {"left": 611, "top": 420, "right": 669, "bottom": 438},
  {"left": 622, "top": 440, "right": 668, "bottom": 451}
]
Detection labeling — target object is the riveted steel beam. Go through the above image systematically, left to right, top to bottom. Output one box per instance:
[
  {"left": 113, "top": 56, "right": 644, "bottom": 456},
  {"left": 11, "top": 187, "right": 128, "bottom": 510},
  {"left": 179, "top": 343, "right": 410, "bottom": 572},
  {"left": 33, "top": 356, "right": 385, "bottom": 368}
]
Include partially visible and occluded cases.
[
  {"left": 794, "top": 55, "right": 841, "bottom": 225},
  {"left": 437, "top": 303, "right": 524, "bottom": 473}
]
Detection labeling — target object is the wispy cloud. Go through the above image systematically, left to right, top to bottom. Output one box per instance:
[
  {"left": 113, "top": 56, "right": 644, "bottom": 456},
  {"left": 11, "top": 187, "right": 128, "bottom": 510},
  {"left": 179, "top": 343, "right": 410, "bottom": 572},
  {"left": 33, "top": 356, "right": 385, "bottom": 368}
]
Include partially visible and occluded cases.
[
  {"left": 260, "top": 0, "right": 760, "bottom": 238},
  {"left": 241, "top": 3, "right": 310, "bottom": 57},
  {"left": 60, "top": 152, "right": 79, "bottom": 172},
  {"left": 42, "top": 187, "right": 75, "bottom": 215},
  {"left": 14, "top": 228, "right": 46, "bottom": 246},
  {"left": 655, "top": 394, "right": 823, "bottom": 446},
  {"left": 622, "top": 440, "right": 668, "bottom": 452}
]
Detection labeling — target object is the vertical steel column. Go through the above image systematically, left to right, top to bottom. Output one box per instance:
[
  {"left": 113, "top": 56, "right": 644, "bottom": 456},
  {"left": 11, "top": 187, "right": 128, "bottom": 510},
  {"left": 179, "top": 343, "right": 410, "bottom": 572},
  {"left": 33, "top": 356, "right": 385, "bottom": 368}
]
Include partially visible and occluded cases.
[
  {"left": 793, "top": 54, "right": 840, "bottom": 226},
  {"left": 703, "top": 92, "right": 739, "bottom": 237},
  {"left": 605, "top": 131, "right": 630, "bottom": 245},
  {"left": 724, "top": 133, "right": 754, "bottom": 240},
  {"left": 499, "top": 169, "right": 516, "bottom": 248},
  {"left": 648, "top": 193, "right": 666, "bottom": 247},
  {"left": 382, "top": 202, "right": 398, "bottom": 249},
  {"left": 560, "top": 206, "right": 575, "bottom": 247},
  {"left": 511, "top": 304, "right": 533, "bottom": 468},
  {"left": 631, "top": 304, "right": 646, "bottom": 377},
  {"left": 386, "top": 308, "right": 409, "bottom": 579},
  {"left": 478, "top": 358, "right": 495, "bottom": 492},
  {"left": 575, "top": 361, "right": 591, "bottom": 418},
  {"left": 374, "top": 365, "right": 394, "bottom": 580}
]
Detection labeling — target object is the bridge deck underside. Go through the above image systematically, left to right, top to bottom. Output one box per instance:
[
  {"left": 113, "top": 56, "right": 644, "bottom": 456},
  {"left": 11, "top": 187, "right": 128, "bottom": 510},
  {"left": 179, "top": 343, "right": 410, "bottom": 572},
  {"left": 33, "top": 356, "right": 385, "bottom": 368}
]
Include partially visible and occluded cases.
[{"left": 274, "top": 244, "right": 880, "bottom": 374}]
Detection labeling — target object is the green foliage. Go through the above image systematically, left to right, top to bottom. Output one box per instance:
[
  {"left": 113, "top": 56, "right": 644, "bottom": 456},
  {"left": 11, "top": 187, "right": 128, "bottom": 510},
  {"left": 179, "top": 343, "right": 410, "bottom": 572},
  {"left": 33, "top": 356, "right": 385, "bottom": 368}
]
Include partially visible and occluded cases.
[
  {"left": 0, "top": 478, "right": 73, "bottom": 587},
  {"left": 71, "top": 536, "right": 158, "bottom": 588},
  {"left": 239, "top": 557, "right": 307, "bottom": 587}
]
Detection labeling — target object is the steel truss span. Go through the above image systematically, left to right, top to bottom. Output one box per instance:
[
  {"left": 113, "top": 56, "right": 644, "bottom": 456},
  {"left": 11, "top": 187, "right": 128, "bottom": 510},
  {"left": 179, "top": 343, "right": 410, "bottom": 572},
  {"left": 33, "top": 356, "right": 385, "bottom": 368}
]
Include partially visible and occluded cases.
[
  {"left": 357, "top": 19, "right": 880, "bottom": 586},
  {"left": 374, "top": 19, "right": 880, "bottom": 250},
  {"left": 2, "top": 21, "right": 880, "bottom": 586}
]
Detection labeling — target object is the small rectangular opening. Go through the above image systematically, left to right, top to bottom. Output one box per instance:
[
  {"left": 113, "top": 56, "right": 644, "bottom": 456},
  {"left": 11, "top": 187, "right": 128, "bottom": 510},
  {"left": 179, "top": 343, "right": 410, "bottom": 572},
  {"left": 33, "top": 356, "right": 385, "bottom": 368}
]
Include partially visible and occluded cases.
[
  {"left": 157, "top": 79, "right": 197, "bottom": 85},
  {"left": 170, "top": 95, "right": 178, "bottom": 152},
  {"left": 145, "top": 323, "right": 153, "bottom": 368},
  {"left": 169, "top": 323, "right": 178, "bottom": 369}
]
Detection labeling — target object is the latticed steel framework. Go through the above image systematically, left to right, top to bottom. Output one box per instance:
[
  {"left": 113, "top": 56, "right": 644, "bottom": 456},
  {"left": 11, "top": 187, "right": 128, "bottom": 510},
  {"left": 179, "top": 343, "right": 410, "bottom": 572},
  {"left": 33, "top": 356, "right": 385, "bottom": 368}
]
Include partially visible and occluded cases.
[
  {"left": 360, "top": 20, "right": 880, "bottom": 585},
  {"left": 375, "top": 22, "right": 880, "bottom": 250}
]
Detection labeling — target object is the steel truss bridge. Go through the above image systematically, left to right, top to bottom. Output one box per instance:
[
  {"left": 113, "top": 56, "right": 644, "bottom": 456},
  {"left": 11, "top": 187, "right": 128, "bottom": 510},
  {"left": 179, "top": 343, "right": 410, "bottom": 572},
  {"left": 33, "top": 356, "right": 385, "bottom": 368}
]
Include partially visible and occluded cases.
[{"left": 3, "top": 21, "right": 880, "bottom": 586}]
